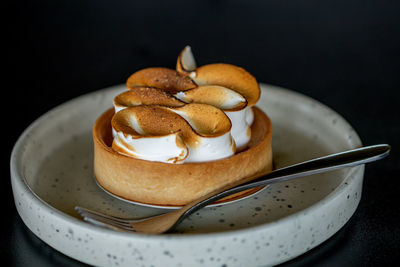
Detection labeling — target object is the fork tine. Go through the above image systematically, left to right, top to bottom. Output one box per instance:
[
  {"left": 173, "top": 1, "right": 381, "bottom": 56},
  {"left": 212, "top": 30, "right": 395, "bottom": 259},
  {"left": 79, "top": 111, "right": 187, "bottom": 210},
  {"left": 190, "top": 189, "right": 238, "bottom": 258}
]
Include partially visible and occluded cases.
[
  {"left": 75, "top": 206, "right": 133, "bottom": 223},
  {"left": 75, "top": 206, "right": 154, "bottom": 223},
  {"left": 75, "top": 207, "right": 134, "bottom": 230},
  {"left": 76, "top": 208, "right": 130, "bottom": 226},
  {"left": 77, "top": 209, "right": 135, "bottom": 232},
  {"left": 77, "top": 210, "right": 131, "bottom": 229},
  {"left": 83, "top": 216, "right": 135, "bottom": 232}
]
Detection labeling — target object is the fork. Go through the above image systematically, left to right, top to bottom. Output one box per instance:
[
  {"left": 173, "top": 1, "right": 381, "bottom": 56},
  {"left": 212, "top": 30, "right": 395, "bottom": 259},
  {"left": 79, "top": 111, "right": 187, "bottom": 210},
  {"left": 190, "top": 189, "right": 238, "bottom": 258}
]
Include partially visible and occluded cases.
[{"left": 76, "top": 144, "right": 390, "bottom": 234}]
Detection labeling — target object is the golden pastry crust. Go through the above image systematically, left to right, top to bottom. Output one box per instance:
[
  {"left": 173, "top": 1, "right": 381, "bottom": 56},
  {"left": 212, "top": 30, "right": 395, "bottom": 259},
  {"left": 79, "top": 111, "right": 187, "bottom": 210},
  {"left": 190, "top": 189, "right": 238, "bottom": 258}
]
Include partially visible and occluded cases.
[{"left": 93, "top": 106, "right": 273, "bottom": 206}]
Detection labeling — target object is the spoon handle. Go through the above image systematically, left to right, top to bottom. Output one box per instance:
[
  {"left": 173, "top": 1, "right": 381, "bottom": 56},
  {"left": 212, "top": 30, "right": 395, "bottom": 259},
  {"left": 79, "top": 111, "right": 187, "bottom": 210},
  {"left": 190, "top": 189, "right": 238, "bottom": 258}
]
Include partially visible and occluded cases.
[
  {"left": 240, "top": 143, "right": 390, "bottom": 189},
  {"left": 176, "top": 144, "right": 390, "bottom": 227}
]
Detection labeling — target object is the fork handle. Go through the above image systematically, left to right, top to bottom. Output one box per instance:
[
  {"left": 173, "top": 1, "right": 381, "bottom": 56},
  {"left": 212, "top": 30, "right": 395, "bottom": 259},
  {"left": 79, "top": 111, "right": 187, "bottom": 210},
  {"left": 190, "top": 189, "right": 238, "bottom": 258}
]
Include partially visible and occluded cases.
[{"left": 173, "top": 144, "right": 390, "bottom": 229}]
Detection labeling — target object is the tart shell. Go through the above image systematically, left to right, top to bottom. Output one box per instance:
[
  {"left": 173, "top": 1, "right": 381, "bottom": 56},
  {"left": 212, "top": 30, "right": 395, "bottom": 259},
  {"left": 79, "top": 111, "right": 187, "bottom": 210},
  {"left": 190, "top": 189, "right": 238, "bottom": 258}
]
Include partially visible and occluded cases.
[{"left": 93, "top": 107, "right": 273, "bottom": 206}]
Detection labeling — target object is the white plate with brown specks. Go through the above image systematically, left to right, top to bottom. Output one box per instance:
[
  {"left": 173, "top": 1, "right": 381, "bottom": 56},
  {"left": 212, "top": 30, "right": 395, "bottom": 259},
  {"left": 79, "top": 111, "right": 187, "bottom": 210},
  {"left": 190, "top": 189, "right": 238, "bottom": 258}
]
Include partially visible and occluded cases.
[{"left": 11, "top": 83, "right": 363, "bottom": 266}]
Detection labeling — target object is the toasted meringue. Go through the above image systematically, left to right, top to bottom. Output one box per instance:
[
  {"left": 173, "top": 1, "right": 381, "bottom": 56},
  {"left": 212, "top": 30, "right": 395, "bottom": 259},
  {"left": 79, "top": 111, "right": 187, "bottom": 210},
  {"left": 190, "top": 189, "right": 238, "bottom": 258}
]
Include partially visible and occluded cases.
[
  {"left": 176, "top": 45, "right": 197, "bottom": 73},
  {"left": 176, "top": 46, "right": 260, "bottom": 150},
  {"left": 177, "top": 46, "right": 260, "bottom": 106},
  {"left": 113, "top": 47, "right": 262, "bottom": 159},
  {"left": 189, "top": 63, "right": 260, "bottom": 107},
  {"left": 126, "top": 67, "right": 196, "bottom": 93},
  {"left": 174, "top": 85, "right": 247, "bottom": 111},
  {"left": 113, "top": 87, "right": 184, "bottom": 112},
  {"left": 111, "top": 104, "right": 235, "bottom": 163},
  {"left": 225, "top": 108, "right": 253, "bottom": 150}
]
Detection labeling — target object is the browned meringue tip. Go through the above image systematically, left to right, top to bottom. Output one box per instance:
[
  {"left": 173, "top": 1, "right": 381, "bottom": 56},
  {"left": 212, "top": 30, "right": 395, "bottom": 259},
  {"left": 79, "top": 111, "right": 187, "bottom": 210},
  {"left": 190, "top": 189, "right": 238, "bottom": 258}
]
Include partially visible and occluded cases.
[
  {"left": 176, "top": 45, "right": 197, "bottom": 74},
  {"left": 176, "top": 46, "right": 260, "bottom": 107},
  {"left": 192, "top": 63, "right": 260, "bottom": 107},
  {"left": 126, "top": 67, "right": 196, "bottom": 93},
  {"left": 176, "top": 85, "right": 248, "bottom": 111},
  {"left": 114, "top": 87, "right": 185, "bottom": 109},
  {"left": 111, "top": 103, "right": 232, "bottom": 145},
  {"left": 170, "top": 103, "right": 232, "bottom": 137}
]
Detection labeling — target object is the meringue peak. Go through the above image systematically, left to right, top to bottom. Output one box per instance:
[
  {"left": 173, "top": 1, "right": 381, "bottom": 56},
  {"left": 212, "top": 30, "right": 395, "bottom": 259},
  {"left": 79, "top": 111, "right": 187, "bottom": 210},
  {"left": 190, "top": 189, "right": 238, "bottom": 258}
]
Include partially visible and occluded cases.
[
  {"left": 176, "top": 45, "right": 197, "bottom": 73},
  {"left": 126, "top": 67, "right": 196, "bottom": 93},
  {"left": 175, "top": 85, "right": 247, "bottom": 111}
]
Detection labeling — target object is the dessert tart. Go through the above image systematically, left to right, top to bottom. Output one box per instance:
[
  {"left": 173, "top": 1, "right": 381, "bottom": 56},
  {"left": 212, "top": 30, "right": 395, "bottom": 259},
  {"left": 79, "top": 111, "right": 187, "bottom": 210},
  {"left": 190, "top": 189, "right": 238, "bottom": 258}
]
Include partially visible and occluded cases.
[{"left": 93, "top": 46, "right": 273, "bottom": 206}]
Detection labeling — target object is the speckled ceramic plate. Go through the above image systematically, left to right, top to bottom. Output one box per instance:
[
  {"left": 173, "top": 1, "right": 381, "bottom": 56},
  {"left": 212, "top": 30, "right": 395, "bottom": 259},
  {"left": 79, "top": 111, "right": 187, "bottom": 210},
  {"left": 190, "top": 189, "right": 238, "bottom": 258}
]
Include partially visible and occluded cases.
[{"left": 11, "top": 84, "right": 363, "bottom": 267}]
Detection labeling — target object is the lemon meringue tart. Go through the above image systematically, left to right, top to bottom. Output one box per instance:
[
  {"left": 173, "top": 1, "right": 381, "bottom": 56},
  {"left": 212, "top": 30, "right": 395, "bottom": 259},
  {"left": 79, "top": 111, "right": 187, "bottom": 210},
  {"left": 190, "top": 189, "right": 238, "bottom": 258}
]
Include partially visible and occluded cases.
[{"left": 93, "top": 46, "right": 273, "bottom": 206}]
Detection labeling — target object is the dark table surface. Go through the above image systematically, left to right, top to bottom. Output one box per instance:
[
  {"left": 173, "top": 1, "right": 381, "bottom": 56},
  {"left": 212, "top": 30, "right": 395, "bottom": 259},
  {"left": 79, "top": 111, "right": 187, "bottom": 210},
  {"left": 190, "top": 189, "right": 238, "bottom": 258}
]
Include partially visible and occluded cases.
[{"left": 5, "top": 0, "right": 400, "bottom": 266}]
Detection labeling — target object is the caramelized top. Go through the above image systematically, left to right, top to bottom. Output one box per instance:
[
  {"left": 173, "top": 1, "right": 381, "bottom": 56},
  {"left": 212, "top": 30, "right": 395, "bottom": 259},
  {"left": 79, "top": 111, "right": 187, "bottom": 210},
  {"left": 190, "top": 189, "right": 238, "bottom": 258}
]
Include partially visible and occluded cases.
[
  {"left": 110, "top": 46, "right": 261, "bottom": 162},
  {"left": 126, "top": 67, "right": 196, "bottom": 93},
  {"left": 114, "top": 87, "right": 184, "bottom": 108},
  {"left": 112, "top": 104, "right": 231, "bottom": 147}
]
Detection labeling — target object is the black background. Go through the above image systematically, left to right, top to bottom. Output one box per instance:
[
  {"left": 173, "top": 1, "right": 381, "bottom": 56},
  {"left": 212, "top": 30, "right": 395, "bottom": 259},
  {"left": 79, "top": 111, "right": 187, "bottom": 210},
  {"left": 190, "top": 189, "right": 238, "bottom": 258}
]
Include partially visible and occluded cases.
[{"left": 5, "top": 0, "right": 400, "bottom": 266}]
